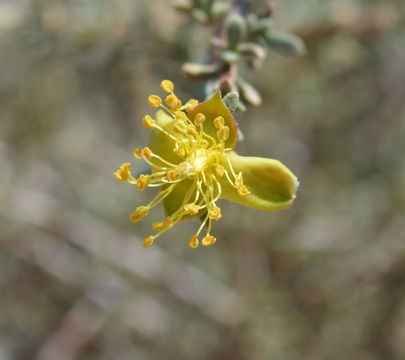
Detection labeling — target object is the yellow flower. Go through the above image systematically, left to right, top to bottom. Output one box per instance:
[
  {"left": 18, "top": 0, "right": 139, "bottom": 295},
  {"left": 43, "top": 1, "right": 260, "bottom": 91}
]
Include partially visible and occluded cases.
[{"left": 114, "top": 80, "right": 298, "bottom": 248}]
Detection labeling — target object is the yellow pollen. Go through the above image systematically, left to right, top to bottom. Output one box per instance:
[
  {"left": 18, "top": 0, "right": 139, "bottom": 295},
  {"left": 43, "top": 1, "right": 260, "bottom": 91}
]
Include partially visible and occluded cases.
[
  {"left": 161, "top": 80, "right": 174, "bottom": 93},
  {"left": 165, "top": 94, "right": 177, "bottom": 106},
  {"left": 148, "top": 95, "right": 162, "bottom": 108},
  {"left": 170, "top": 99, "right": 182, "bottom": 112},
  {"left": 184, "top": 99, "right": 199, "bottom": 110},
  {"left": 175, "top": 111, "right": 188, "bottom": 121},
  {"left": 194, "top": 113, "right": 205, "bottom": 126},
  {"left": 142, "top": 115, "right": 156, "bottom": 129},
  {"left": 214, "top": 116, "right": 224, "bottom": 129},
  {"left": 173, "top": 120, "right": 186, "bottom": 134},
  {"left": 187, "top": 124, "right": 198, "bottom": 136},
  {"left": 218, "top": 126, "right": 229, "bottom": 141},
  {"left": 174, "top": 144, "right": 186, "bottom": 158},
  {"left": 215, "top": 144, "right": 224, "bottom": 152},
  {"left": 142, "top": 147, "right": 153, "bottom": 158},
  {"left": 133, "top": 148, "right": 142, "bottom": 159},
  {"left": 114, "top": 162, "right": 131, "bottom": 181},
  {"left": 215, "top": 165, "right": 225, "bottom": 177},
  {"left": 166, "top": 170, "right": 177, "bottom": 181},
  {"left": 235, "top": 173, "right": 244, "bottom": 187},
  {"left": 137, "top": 175, "right": 150, "bottom": 190},
  {"left": 238, "top": 184, "right": 250, "bottom": 197},
  {"left": 184, "top": 203, "right": 199, "bottom": 215},
  {"left": 130, "top": 206, "right": 149, "bottom": 223},
  {"left": 209, "top": 207, "right": 222, "bottom": 220},
  {"left": 152, "top": 217, "right": 173, "bottom": 231},
  {"left": 189, "top": 235, "right": 199, "bottom": 248},
  {"left": 202, "top": 235, "right": 216, "bottom": 246},
  {"left": 143, "top": 236, "right": 155, "bottom": 248}
]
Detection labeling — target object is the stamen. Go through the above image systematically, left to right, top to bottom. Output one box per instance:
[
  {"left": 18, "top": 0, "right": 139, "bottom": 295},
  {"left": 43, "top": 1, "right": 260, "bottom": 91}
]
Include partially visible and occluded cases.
[
  {"left": 161, "top": 80, "right": 174, "bottom": 93},
  {"left": 148, "top": 95, "right": 162, "bottom": 108},
  {"left": 183, "top": 99, "right": 198, "bottom": 111},
  {"left": 194, "top": 113, "right": 205, "bottom": 126},
  {"left": 142, "top": 115, "right": 156, "bottom": 129},
  {"left": 213, "top": 116, "right": 224, "bottom": 129},
  {"left": 173, "top": 120, "right": 186, "bottom": 134},
  {"left": 217, "top": 126, "right": 229, "bottom": 141},
  {"left": 142, "top": 147, "right": 153, "bottom": 159},
  {"left": 133, "top": 148, "right": 142, "bottom": 159},
  {"left": 114, "top": 162, "right": 131, "bottom": 181},
  {"left": 215, "top": 165, "right": 225, "bottom": 177},
  {"left": 166, "top": 170, "right": 177, "bottom": 181},
  {"left": 137, "top": 175, "right": 150, "bottom": 190},
  {"left": 238, "top": 184, "right": 250, "bottom": 197},
  {"left": 184, "top": 203, "right": 199, "bottom": 215},
  {"left": 130, "top": 206, "right": 149, "bottom": 223},
  {"left": 208, "top": 206, "right": 221, "bottom": 220},
  {"left": 189, "top": 235, "right": 199, "bottom": 248},
  {"left": 202, "top": 235, "right": 216, "bottom": 246},
  {"left": 143, "top": 236, "right": 155, "bottom": 248}
]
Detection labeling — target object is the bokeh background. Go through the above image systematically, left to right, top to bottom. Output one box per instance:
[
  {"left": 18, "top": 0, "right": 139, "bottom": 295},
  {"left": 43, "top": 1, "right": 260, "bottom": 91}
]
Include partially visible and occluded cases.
[{"left": 1, "top": 0, "right": 405, "bottom": 359}]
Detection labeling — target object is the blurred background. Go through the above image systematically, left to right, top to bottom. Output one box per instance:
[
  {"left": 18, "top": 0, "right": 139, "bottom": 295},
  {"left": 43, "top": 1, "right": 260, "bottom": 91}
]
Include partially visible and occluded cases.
[{"left": 1, "top": 0, "right": 405, "bottom": 359}]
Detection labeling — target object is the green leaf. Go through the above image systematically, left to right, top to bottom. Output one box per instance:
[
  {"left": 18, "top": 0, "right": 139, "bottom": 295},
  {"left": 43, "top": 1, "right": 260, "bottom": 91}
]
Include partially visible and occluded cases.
[
  {"left": 263, "top": 30, "right": 306, "bottom": 56},
  {"left": 187, "top": 91, "right": 238, "bottom": 149},
  {"left": 219, "top": 152, "right": 298, "bottom": 210}
]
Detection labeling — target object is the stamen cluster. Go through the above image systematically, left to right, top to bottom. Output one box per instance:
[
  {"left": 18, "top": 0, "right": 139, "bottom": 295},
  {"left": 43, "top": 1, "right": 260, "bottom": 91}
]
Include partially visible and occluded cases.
[{"left": 114, "top": 80, "right": 250, "bottom": 248}]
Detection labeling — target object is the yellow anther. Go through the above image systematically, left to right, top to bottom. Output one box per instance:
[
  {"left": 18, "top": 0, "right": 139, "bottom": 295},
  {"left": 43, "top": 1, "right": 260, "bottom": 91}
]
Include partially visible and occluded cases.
[
  {"left": 161, "top": 80, "right": 174, "bottom": 93},
  {"left": 165, "top": 94, "right": 177, "bottom": 106},
  {"left": 148, "top": 95, "right": 162, "bottom": 108},
  {"left": 170, "top": 99, "right": 182, "bottom": 112},
  {"left": 184, "top": 99, "right": 199, "bottom": 110},
  {"left": 175, "top": 111, "right": 188, "bottom": 121},
  {"left": 194, "top": 113, "right": 205, "bottom": 126},
  {"left": 142, "top": 115, "right": 156, "bottom": 129},
  {"left": 213, "top": 116, "right": 224, "bottom": 129},
  {"left": 173, "top": 120, "right": 186, "bottom": 134},
  {"left": 187, "top": 124, "right": 198, "bottom": 136},
  {"left": 217, "top": 126, "right": 229, "bottom": 141},
  {"left": 174, "top": 144, "right": 186, "bottom": 158},
  {"left": 215, "top": 144, "right": 224, "bottom": 152},
  {"left": 142, "top": 147, "right": 153, "bottom": 159},
  {"left": 133, "top": 148, "right": 142, "bottom": 159},
  {"left": 114, "top": 162, "right": 131, "bottom": 181},
  {"left": 177, "top": 162, "right": 190, "bottom": 174},
  {"left": 215, "top": 165, "right": 225, "bottom": 177},
  {"left": 166, "top": 170, "right": 177, "bottom": 182},
  {"left": 235, "top": 173, "right": 244, "bottom": 187},
  {"left": 137, "top": 174, "right": 150, "bottom": 190},
  {"left": 238, "top": 184, "right": 250, "bottom": 197},
  {"left": 184, "top": 203, "right": 199, "bottom": 215},
  {"left": 130, "top": 206, "right": 149, "bottom": 223},
  {"left": 208, "top": 206, "right": 222, "bottom": 220},
  {"left": 152, "top": 217, "right": 173, "bottom": 231},
  {"left": 189, "top": 235, "right": 199, "bottom": 248},
  {"left": 202, "top": 235, "right": 216, "bottom": 246},
  {"left": 143, "top": 236, "right": 155, "bottom": 248}
]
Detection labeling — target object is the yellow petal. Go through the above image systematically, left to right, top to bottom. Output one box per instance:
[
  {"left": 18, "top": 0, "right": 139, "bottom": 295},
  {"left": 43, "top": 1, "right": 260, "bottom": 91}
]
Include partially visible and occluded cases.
[
  {"left": 187, "top": 91, "right": 238, "bottom": 149},
  {"left": 219, "top": 152, "right": 298, "bottom": 210}
]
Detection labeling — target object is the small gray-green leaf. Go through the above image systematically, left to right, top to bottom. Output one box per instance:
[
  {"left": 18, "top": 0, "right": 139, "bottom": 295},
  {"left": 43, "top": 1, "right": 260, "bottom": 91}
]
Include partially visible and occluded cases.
[
  {"left": 174, "top": 0, "right": 193, "bottom": 12},
  {"left": 211, "top": 1, "right": 231, "bottom": 19},
  {"left": 192, "top": 8, "right": 209, "bottom": 24},
  {"left": 227, "top": 13, "right": 246, "bottom": 49},
  {"left": 263, "top": 30, "right": 306, "bottom": 56},
  {"left": 237, "top": 42, "right": 266, "bottom": 60},
  {"left": 221, "top": 50, "right": 240, "bottom": 64},
  {"left": 182, "top": 63, "right": 220, "bottom": 79},
  {"left": 237, "top": 77, "right": 262, "bottom": 106},
  {"left": 223, "top": 91, "right": 239, "bottom": 112}
]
